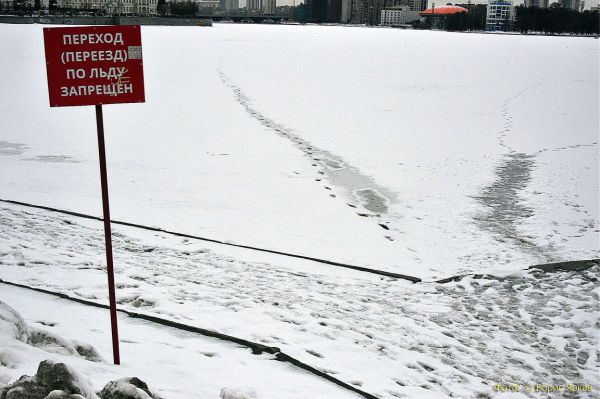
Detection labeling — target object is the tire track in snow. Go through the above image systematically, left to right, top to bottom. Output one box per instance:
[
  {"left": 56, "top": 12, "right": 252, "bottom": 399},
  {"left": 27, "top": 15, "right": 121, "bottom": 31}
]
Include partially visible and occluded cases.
[{"left": 218, "top": 70, "right": 400, "bottom": 242}]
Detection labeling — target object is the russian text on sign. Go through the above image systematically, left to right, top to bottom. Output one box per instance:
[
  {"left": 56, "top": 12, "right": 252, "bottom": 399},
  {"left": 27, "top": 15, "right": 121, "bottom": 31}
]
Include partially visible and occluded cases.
[
  {"left": 44, "top": 25, "right": 145, "bottom": 106},
  {"left": 62, "top": 33, "right": 124, "bottom": 46},
  {"left": 61, "top": 49, "right": 128, "bottom": 65},
  {"left": 89, "top": 67, "right": 127, "bottom": 80},
  {"left": 60, "top": 83, "right": 133, "bottom": 97}
]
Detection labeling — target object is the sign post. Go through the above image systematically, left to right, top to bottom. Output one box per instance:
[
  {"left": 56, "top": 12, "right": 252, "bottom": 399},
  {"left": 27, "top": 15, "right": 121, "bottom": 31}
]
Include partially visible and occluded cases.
[
  {"left": 43, "top": 25, "right": 146, "bottom": 365},
  {"left": 94, "top": 103, "right": 120, "bottom": 365}
]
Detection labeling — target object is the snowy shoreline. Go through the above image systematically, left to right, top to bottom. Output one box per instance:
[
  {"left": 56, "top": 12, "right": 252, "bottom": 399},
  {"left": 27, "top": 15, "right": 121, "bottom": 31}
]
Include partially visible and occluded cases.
[
  {"left": 0, "top": 199, "right": 598, "bottom": 283},
  {"left": 1, "top": 204, "right": 598, "bottom": 398}
]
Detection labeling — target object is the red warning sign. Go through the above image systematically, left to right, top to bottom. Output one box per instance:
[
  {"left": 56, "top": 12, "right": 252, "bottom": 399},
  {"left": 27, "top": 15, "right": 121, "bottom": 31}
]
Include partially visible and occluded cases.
[{"left": 43, "top": 25, "right": 145, "bottom": 107}]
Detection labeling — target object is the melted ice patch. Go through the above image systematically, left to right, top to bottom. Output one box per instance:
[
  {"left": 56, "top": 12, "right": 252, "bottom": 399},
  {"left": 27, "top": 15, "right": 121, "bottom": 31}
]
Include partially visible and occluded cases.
[{"left": 218, "top": 71, "right": 395, "bottom": 216}]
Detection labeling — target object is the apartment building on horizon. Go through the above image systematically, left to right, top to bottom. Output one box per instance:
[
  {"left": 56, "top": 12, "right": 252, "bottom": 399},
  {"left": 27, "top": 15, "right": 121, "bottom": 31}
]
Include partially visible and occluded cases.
[{"left": 486, "top": 0, "right": 513, "bottom": 30}]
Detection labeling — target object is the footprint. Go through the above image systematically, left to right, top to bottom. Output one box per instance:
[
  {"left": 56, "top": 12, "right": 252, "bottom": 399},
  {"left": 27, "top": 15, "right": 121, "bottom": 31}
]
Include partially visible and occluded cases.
[
  {"left": 35, "top": 321, "right": 57, "bottom": 327},
  {"left": 306, "top": 349, "right": 324, "bottom": 358},
  {"left": 576, "top": 350, "right": 589, "bottom": 365}
]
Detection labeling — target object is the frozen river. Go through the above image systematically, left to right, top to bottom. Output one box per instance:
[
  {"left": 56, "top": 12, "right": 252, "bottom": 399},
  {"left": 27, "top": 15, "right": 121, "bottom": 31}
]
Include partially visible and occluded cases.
[{"left": 0, "top": 24, "right": 597, "bottom": 278}]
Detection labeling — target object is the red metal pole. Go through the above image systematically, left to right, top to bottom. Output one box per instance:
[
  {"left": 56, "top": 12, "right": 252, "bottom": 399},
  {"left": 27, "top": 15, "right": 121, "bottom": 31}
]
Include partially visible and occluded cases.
[{"left": 95, "top": 104, "right": 121, "bottom": 365}]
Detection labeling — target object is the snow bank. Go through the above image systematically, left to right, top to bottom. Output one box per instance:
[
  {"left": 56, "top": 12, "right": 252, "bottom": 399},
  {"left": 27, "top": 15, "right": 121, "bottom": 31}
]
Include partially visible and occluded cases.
[
  {"left": 1, "top": 219, "right": 598, "bottom": 398},
  {"left": 0, "top": 289, "right": 360, "bottom": 399}
]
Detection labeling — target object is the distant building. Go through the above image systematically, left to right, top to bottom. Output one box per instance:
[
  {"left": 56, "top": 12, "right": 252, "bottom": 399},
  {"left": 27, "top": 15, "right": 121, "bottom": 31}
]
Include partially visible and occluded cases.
[
  {"left": 1, "top": 0, "right": 43, "bottom": 9},
  {"left": 1, "top": 0, "right": 16, "bottom": 9},
  {"left": 49, "top": 0, "right": 157, "bottom": 14},
  {"left": 134, "top": 0, "right": 156, "bottom": 15},
  {"left": 197, "top": 0, "right": 220, "bottom": 8},
  {"left": 220, "top": 0, "right": 239, "bottom": 10},
  {"left": 247, "top": 0, "right": 261, "bottom": 10},
  {"left": 262, "top": 0, "right": 275, "bottom": 13},
  {"left": 305, "top": 0, "right": 329, "bottom": 21},
  {"left": 328, "top": 0, "right": 342, "bottom": 21},
  {"left": 340, "top": 0, "right": 352, "bottom": 21},
  {"left": 343, "top": 0, "right": 425, "bottom": 23},
  {"left": 350, "top": 0, "right": 365, "bottom": 22},
  {"left": 365, "top": 0, "right": 398, "bottom": 25},
  {"left": 388, "top": 0, "right": 427, "bottom": 12},
  {"left": 407, "top": 0, "right": 426, "bottom": 10},
  {"left": 486, "top": 0, "right": 513, "bottom": 30},
  {"left": 524, "top": 0, "right": 548, "bottom": 7},
  {"left": 559, "top": 0, "right": 580, "bottom": 9},
  {"left": 275, "top": 4, "right": 292, "bottom": 15},
  {"left": 380, "top": 4, "right": 421, "bottom": 24},
  {"left": 420, "top": 4, "right": 468, "bottom": 28},
  {"left": 420, "top": 4, "right": 469, "bottom": 14}
]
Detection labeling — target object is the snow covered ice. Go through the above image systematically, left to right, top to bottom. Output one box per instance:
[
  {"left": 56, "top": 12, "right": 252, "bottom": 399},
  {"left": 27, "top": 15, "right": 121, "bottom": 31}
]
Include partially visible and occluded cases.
[
  {"left": 0, "top": 23, "right": 599, "bottom": 399},
  {"left": 0, "top": 24, "right": 597, "bottom": 277}
]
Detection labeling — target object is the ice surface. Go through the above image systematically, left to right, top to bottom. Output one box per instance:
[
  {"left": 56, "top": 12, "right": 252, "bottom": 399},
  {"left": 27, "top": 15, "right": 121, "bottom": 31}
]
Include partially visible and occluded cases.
[{"left": 0, "top": 24, "right": 597, "bottom": 278}]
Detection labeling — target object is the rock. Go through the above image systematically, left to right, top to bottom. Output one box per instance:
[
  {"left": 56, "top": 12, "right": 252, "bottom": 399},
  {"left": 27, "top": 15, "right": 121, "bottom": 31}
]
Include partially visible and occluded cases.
[
  {"left": 73, "top": 344, "right": 101, "bottom": 363},
  {"left": 0, "top": 360, "right": 87, "bottom": 399},
  {"left": 36, "top": 361, "right": 83, "bottom": 396},
  {"left": 0, "top": 362, "right": 159, "bottom": 399},
  {"left": 0, "top": 376, "right": 47, "bottom": 399},
  {"left": 97, "top": 378, "right": 155, "bottom": 399},
  {"left": 122, "top": 379, "right": 149, "bottom": 396},
  {"left": 219, "top": 388, "right": 253, "bottom": 399},
  {"left": 43, "top": 391, "right": 86, "bottom": 399}
]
